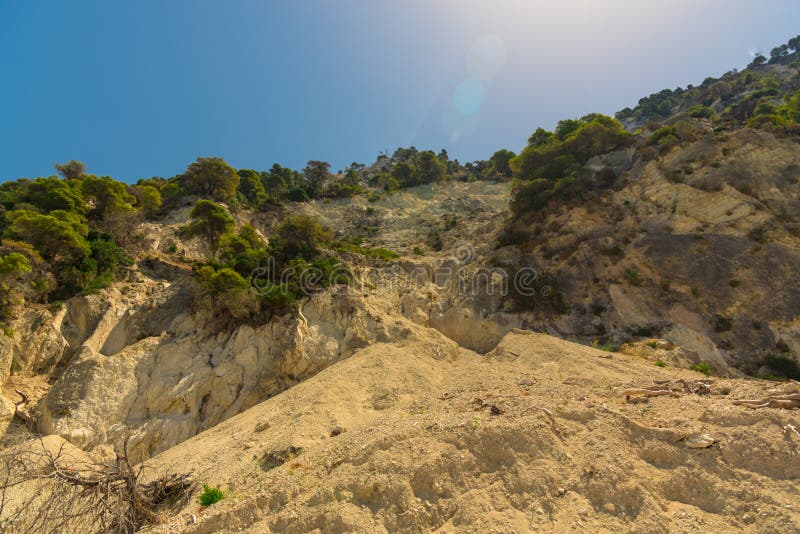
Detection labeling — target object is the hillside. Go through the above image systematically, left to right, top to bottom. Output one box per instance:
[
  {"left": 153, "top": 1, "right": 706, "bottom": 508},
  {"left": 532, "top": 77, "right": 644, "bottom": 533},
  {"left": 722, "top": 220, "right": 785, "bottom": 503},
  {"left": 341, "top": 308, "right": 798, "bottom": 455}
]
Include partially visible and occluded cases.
[
  {"left": 1, "top": 36, "right": 800, "bottom": 533},
  {"left": 144, "top": 331, "right": 800, "bottom": 532}
]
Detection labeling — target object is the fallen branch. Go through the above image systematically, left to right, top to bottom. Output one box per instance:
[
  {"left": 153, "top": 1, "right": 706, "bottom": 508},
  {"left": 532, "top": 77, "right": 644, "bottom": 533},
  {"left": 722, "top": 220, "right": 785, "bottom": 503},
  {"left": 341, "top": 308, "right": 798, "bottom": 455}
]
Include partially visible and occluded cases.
[
  {"left": 622, "top": 388, "right": 678, "bottom": 402},
  {"left": 732, "top": 393, "right": 800, "bottom": 410},
  {"left": 0, "top": 435, "right": 194, "bottom": 533}
]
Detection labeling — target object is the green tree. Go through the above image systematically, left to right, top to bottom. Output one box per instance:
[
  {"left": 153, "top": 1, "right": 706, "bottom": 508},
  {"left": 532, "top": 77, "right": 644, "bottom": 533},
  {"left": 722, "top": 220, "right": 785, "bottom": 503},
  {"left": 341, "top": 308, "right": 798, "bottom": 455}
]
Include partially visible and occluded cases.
[
  {"left": 771, "top": 45, "right": 790, "bottom": 62},
  {"left": 787, "top": 91, "right": 800, "bottom": 123},
  {"left": 555, "top": 119, "right": 582, "bottom": 140},
  {"left": 528, "top": 128, "right": 555, "bottom": 147},
  {"left": 488, "top": 149, "right": 516, "bottom": 179},
  {"left": 414, "top": 150, "right": 446, "bottom": 184},
  {"left": 183, "top": 157, "right": 240, "bottom": 203},
  {"left": 54, "top": 160, "right": 87, "bottom": 180},
  {"left": 303, "top": 161, "right": 331, "bottom": 198},
  {"left": 391, "top": 161, "right": 415, "bottom": 187},
  {"left": 237, "top": 169, "right": 267, "bottom": 206},
  {"left": 81, "top": 176, "right": 136, "bottom": 219},
  {"left": 24, "top": 177, "right": 86, "bottom": 214},
  {"left": 160, "top": 182, "right": 186, "bottom": 208},
  {"left": 134, "top": 185, "right": 162, "bottom": 218},
  {"left": 183, "top": 200, "right": 235, "bottom": 252},
  {"left": 4, "top": 210, "right": 90, "bottom": 270},
  {"left": 271, "top": 215, "right": 332, "bottom": 260},
  {"left": 219, "top": 225, "right": 269, "bottom": 276},
  {"left": 88, "top": 231, "right": 131, "bottom": 276},
  {"left": 0, "top": 252, "right": 32, "bottom": 324},
  {"left": 194, "top": 265, "right": 258, "bottom": 322}
]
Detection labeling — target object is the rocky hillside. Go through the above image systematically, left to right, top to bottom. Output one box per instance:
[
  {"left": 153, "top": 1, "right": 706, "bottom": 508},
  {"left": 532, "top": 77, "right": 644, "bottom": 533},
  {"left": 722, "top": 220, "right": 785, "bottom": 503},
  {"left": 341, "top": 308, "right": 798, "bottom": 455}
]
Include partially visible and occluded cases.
[{"left": 1, "top": 38, "right": 800, "bottom": 533}]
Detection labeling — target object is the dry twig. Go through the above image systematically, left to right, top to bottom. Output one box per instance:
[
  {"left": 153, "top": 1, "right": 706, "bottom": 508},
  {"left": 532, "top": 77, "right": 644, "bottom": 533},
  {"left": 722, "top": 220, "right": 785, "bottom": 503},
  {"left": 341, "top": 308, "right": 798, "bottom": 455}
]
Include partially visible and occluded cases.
[
  {"left": 732, "top": 393, "right": 800, "bottom": 410},
  {"left": 0, "top": 435, "right": 193, "bottom": 533}
]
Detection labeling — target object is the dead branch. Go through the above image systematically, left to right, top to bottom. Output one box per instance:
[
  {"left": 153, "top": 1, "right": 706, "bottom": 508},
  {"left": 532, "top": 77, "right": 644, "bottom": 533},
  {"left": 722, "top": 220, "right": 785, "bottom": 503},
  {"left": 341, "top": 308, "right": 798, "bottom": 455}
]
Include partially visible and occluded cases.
[
  {"left": 622, "top": 388, "right": 678, "bottom": 401},
  {"left": 732, "top": 393, "right": 800, "bottom": 410},
  {"left": 0, "top": 434, "right": 194, "bottom": 533}
]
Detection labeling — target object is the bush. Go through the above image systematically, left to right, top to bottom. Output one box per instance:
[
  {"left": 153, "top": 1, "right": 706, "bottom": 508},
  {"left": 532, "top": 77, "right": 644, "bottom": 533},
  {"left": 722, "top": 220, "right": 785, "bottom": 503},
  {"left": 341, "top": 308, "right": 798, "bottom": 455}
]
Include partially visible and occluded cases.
[
  {"left": 687, "top": 105, "right": 715, "bottom": 118},
  {"left": 508, "top": 115, "right": 628, "bottom": 219},
  {"left": 182, "top": 200, "right": 235, "bottom": 252},
  {"left": 271, "top": 215, "right": 332, "bottom": 260},
  {"left": 763, "top": 354, "right": 800, "bottom": 380},
  {"left": 691, "top": 362, "right": 714, "bottom": 376},
  {"left": 197, "top": 484, "right": 224, "bottom": 506}
]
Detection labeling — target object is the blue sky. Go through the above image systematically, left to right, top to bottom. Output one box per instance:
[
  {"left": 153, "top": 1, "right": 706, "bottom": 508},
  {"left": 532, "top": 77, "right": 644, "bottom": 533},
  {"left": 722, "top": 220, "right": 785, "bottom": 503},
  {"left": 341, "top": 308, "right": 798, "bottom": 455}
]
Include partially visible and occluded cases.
[{"left": 1, "top": 0, "right": 799, "bottom": 182}]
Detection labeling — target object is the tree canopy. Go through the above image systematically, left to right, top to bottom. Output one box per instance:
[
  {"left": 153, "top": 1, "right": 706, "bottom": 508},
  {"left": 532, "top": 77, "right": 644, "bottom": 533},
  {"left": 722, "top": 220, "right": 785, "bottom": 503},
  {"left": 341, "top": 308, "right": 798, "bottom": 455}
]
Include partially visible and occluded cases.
[
  {"left": 182, "top": 157, "right": 240, "bottom": 203},
  {"left": 183, "top": 200, "right": 236, "bottom": 252}
]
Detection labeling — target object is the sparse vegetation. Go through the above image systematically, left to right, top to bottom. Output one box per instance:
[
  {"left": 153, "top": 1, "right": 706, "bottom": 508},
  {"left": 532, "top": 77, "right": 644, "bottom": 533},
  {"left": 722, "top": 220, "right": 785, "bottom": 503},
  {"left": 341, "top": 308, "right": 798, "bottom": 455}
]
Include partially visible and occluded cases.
[
  {"left": 763, "top": 354, "right": 800, "bottom": 380},
  {"left": 691, "top": 362, "right": 714, "bottom": 376},
  {"left": 197, "top": 484, "right": 225, "bottom": 506}
]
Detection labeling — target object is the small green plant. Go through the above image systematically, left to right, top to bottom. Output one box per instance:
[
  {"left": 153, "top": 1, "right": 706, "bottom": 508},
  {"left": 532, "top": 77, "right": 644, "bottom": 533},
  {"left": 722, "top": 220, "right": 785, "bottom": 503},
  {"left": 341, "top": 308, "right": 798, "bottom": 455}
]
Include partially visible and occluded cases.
[
  {"left": 413, "top": 246, "right": 424, "bottom": 256},
  {"left": 647, "top": 341, "right": 659, "bottom": 349},
  {"left": 600, "top": 344, "right": 618, "bottom": 353},
  {"left": 654, "top": 360, "right": 667, "bottom": 367},
  {"left": 691, "top": 362, "right": 714, "bottom": 376},
  {"left": 197, "top": 484, "right": 225, "bottom": 506}
]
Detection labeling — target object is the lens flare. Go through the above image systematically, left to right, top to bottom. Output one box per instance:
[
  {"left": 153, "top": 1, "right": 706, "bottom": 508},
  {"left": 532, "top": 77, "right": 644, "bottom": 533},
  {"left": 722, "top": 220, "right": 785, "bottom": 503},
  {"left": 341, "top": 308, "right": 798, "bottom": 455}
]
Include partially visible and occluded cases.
[{"left": 453, "top": 79, "right": 484, "bottom": 115}]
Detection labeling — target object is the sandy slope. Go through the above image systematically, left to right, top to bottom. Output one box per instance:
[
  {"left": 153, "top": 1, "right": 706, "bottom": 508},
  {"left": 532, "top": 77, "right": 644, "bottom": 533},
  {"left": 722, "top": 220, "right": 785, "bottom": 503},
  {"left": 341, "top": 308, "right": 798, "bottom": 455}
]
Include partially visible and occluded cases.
[{"left": 145, "top": 330, "right": 800, "bottom": 533}]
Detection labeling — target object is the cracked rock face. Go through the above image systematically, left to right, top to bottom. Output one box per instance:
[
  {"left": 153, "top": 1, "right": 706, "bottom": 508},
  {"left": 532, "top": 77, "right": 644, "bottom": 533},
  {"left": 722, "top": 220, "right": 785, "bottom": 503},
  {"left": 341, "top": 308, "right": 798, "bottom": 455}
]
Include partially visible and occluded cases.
[{"left": 34, "top": 278, "right": 404, "bottom": 460}]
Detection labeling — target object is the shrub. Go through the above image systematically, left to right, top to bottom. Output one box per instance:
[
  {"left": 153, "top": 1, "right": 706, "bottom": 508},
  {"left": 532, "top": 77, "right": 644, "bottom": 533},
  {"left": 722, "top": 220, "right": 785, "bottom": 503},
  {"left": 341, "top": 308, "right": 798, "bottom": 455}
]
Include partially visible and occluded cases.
[
  {"left": 687, "top": 105, "right": 715, "bottom": 119},
  {"left": 648, "top": 126, "right": 677, "bottom": 146},
  {"left": 134, "top": 185, "right": 162, "bottom": 218},
  {"left": 285, "top": 187, "right": 310, "bottom": 202},
  {"left": 182, "top": 200, "right": 235, "bottom": 252},
  {"left": 271, "top": 215, "right": 332, "bottom": 260},
  {"left": 763, "top": 354, "right": 800, "bottom": 380},
  {"left": 654, "top": 361, "right": 667, "bottom": 367},
  {"left": 691, "top": 362, "right": 714, "bottom": 376},
  {"left": 197, "top": 484, "right": 224, "bottom": 506}
]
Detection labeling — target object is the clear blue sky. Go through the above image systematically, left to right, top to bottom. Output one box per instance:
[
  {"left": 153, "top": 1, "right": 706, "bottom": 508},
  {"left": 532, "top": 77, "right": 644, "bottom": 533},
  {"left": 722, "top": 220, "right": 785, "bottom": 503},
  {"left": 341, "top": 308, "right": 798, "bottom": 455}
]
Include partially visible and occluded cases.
[{"left": 1, "top": 0, "right": 799, "bottom": 182}]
